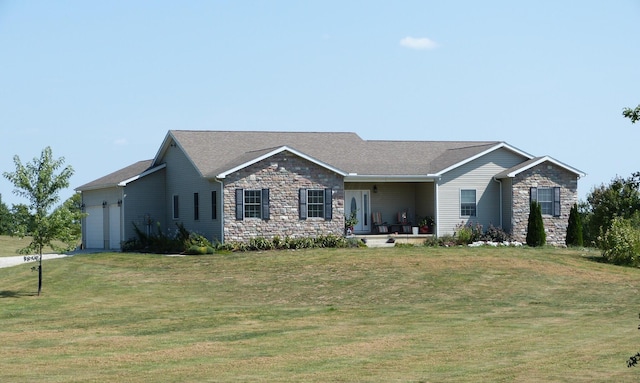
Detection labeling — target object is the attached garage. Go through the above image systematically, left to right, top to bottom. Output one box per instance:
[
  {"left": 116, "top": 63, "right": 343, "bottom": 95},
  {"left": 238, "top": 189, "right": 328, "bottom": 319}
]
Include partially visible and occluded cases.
[
  {"left": 76, "top": 159, "right": 165, "bottom": 251},
  {"left": 108, "top": 204, "right": 121, "bottom": 249},
  {"left": 85, "top": 206, "right": 104, "bottom": 249}
]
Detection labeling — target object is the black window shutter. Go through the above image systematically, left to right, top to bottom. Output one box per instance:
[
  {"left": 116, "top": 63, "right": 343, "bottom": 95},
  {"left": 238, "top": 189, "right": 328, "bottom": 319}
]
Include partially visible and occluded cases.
[
  {"left": 530, "top": 187, "right": 538, "bottom": 203},
  {"left": 553, "top": 187, "right": 561, "bottom": 217},
  {"left": 299, "top": 188, "right": 307, "bottom": 220},
  {"left": 324, "top": 188, "right": 332, "bottom": 220},
  {"left": 235, "top": 189, "right": 244, "bottom": 220},
  {"left": 262, "top": 189, "right": 270, "bottom": 220},
  {"left": 211, "top": 191, "right": 217, "bottom": 220}
]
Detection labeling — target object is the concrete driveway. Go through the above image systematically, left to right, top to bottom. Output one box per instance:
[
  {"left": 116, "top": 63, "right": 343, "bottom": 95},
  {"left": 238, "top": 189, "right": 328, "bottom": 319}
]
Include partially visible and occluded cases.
[{"left": 0, "top": 253, "right": 77, "bottom": 269}]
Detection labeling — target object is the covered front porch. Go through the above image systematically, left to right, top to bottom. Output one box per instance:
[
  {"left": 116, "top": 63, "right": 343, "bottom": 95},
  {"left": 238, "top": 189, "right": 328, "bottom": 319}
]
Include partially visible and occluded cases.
[{"left": 344, "top": 180, "right": 437, "bottom": 236}]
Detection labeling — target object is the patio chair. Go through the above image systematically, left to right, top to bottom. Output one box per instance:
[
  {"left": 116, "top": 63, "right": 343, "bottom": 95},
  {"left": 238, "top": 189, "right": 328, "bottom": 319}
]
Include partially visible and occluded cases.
[{"left": 372, "top": 212, "right": 389, "bottom": 234}]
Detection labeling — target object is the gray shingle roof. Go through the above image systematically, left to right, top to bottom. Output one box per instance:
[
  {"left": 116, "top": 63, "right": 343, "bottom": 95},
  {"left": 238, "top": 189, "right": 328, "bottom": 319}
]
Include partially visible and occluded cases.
[
  {"left": 77, "top": 130, "right": 543, "bottom": 190},
  {"left": 166, "top": 130, "right": 505, "bottom": 177},
  {"left": 75, "top": 160, "right": 153, "bottom": 191}
]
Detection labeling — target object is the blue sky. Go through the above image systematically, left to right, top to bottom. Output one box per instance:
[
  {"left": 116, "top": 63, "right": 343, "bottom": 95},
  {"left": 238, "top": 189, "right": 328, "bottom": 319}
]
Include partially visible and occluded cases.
[{"left": 1, "top": 1, "right": 639, "bottom": 208}]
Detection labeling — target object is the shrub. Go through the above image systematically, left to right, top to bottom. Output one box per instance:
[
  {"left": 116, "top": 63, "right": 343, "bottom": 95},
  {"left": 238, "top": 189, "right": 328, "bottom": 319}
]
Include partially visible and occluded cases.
[
  {"left": 526, "top": 201, "right": 546, "bottom": 247},
  {"left": 566, "top": 203, "right": 583, "bottom": 247},
  {"left": 599, "top": 217, "right": 640, "bottom": 266},
  {"left": 454, "top": 221, "right": 482, "bottom": 245},
  {"left": 123, "top": 222, "right": 214, "bottom": 254},
  {"left": 480, "top": 224, "right": 511, "bottom": 243},
  {"left": 214, "top": 234, "right": 353, "bottom": 252},
  {"left": 315, "top": 234, "right": 348, "bottom": 248},
  {"left": 422, "top": 234, "right": 457, "bottom": 247},
  {"left": 248, "top": 236, "right": 275, "bottom": 251},
  {"left": 184, "top": 245, "right": 215, "bottom": 255}
]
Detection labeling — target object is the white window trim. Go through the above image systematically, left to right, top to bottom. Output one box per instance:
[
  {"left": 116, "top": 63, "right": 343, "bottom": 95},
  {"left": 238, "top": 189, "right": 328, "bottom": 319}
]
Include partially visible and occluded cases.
[
  {"left": 244, "top": 189, "right": 262, "bottom": 219},
  {"left": 307, "top": 189, "right": 325, "bottom": 219},
  {"left": 460, "top": 189, "right": 477, "bottom": 218}
]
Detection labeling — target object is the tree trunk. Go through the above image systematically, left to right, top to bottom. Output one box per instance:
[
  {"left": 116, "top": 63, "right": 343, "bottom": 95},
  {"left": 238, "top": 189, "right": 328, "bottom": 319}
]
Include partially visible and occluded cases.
[{"left": 37, "top": 249, "right": 42, "bottom": 296}]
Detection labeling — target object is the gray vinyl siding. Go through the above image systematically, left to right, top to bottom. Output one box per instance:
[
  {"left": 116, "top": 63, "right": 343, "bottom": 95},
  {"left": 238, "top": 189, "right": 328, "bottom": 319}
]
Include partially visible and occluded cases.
[
  {"left": 159, "top": 144, "right": 222, "bottom": 243},
  {"left": 437, "top": 148, "right": 526, "bottom": 236},
  {"left": 123, "top": 168, "right": 166, "bottom": 244}
]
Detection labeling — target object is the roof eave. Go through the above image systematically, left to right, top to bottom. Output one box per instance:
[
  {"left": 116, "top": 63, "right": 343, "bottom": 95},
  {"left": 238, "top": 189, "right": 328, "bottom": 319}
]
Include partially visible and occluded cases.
[
  {"left": 118, "top": 163, "right": 167, "bottom": 186},
  {"left": 345, "top": 174, "right": 438, "bottom": 182},
  {"left": 75, "top": 184, "right": 120, "bottom": 192}
]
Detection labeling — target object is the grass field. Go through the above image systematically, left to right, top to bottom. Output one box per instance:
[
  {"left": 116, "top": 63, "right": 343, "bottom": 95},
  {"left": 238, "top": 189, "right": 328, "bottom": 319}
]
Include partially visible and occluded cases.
[
  {"left": 0, "top": 235, "right": 74, "bottom": 257},
  {"left": 1, "top": 245, "right": 640, "bottom": 382}
]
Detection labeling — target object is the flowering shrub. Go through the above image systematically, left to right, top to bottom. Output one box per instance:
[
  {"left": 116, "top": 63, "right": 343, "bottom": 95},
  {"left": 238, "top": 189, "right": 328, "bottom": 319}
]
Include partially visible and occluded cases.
[{"left": 454, "top": 221, "right": 483, "bottom": 245}]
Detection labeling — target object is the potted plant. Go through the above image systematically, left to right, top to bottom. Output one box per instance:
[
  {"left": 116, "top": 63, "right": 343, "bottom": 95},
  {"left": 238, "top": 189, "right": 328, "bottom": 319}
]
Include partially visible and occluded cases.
[
  {"left": 345, "top": 210, "right": 359, "bottom": 235},
  {"left": 418, "top": 216, "right": 435, "bottom": 234}
]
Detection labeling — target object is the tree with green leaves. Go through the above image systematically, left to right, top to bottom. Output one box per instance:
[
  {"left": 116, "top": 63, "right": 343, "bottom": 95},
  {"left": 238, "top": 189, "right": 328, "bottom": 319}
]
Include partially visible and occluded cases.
[
  {"left": 623, "top": 105, "right": 640, "bottom": 124},
  {"left": 2, "top": 147, "right": 76, "bottom": 296},
  {"left": 584, "top": 174, "right": 640, "bottom": 245},
  {"left": 0, "top": 194, "right": 11, "bottom": 235},
  {"left": 526, "top": 201, "right": 546, "bottom": 247},
  {"left": 10, "top": 203, "right": 35, "bottom": 235},
  {"left": 565, "top": 203, "right": 583, "bottom": 247}
]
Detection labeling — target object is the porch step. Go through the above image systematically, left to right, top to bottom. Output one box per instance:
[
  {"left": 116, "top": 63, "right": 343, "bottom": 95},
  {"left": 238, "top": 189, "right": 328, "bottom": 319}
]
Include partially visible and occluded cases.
[{"left": 362, "top": 237, "right": 396, "bottom": 248}]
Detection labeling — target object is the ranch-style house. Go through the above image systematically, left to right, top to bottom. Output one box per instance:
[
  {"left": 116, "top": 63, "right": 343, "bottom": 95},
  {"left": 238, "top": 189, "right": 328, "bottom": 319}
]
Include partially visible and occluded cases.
[{"left": 76, "top": 130, "right": 585, "bottom": 249}]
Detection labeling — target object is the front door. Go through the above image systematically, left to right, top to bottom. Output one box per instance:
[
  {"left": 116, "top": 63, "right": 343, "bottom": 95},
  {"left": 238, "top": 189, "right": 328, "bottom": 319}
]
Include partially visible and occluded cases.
[{"left": 345, "top": 190, "right": 371, "bottom": 234}]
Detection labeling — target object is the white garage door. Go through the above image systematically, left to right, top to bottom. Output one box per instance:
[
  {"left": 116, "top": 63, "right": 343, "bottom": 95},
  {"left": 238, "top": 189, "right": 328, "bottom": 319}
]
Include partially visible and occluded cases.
[
  {"left": 109, "top": 205, "right": 121, "bottom": 249},
  {"left": 85, "top": 206, "right": 104, "bottom": 249}
]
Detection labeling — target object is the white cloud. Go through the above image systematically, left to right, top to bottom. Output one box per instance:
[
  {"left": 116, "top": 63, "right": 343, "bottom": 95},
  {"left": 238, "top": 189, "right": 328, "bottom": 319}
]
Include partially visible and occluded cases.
[
  {"left": 399, "top": 36, "right": 438, "bottom": 50},
  {"left": 113, "top": 138, "right": 128, "bottom": 146}
]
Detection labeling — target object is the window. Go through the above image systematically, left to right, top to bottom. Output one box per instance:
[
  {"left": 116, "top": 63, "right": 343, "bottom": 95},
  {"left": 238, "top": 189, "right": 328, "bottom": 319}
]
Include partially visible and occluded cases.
[
  {"left": 530, "top": 187, "right": 561, "bottom": 216},
  {"left": 299, "top": 188, "right": 332, "bottom": 220},
  {"left": 537, "top": 188, "right": 553, "bottom": 215},
  {"left": 235, "top": 189, "right": 270, "bottom": 220},
  {"left": 307, "top": 189, "right": 325, "bottom": 218},
  {"left": 460, "top": 189, "right": 476, "bottom": 217},
  {"left": 244, "top": 190, "right": 262, "bottom": 218},
  {"left": 211, "top": 191, "right": 217, "bottom": 220},
  {"left": 193, "top": 193, "right": 199, "bottom": 220},
  {"left": 173, "top": 195, "right": 179, "bottom": 219}
]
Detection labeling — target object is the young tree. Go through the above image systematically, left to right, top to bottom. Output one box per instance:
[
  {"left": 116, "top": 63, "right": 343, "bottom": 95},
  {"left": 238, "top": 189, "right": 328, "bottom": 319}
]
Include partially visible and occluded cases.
[
  {"left": 2, "top": 147, "right": 75, "bottom": 296},
  {"left": 526, "top": 201, "right": 546, "bottom": 247},
  {"left": 566, "top": 203, "right": 583, "bottom": 247}
]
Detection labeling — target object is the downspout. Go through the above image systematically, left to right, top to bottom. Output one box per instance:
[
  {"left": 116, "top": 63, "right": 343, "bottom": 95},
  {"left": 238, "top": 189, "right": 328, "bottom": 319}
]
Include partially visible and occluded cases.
[
  {"left": 493, "top": 177, "right": 503, "bottom": 228},
  {"left": 215, "top": 178, "right": 225, "bottom": 244},
  {"left": 434, "top": 178, "right": 440, "bottom": 237},
  {"left": 119, "top": 187, "right": 125, "bottom": 251},
  {"left": 80, "top": 193, "right": 86, "bottom": 250}
]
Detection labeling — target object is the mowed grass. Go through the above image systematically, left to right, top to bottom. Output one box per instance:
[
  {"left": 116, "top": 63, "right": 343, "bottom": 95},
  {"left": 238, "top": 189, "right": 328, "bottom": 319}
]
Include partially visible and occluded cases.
[
  {"left": 0, "top": 236, "right": 71, "bottom": 256},
  {"left": 1, "top": 246, "right": 640, "bottom": 382}
]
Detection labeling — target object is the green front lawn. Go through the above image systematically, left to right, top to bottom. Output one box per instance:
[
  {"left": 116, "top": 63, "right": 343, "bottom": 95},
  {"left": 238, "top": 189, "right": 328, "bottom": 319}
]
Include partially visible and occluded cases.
[{"left": 1, "top": 246, "right": 639, "bottom": 382}]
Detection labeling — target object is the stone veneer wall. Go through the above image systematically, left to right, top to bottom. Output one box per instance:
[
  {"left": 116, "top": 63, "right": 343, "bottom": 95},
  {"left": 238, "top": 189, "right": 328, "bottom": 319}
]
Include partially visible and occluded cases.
[
  {"left": 223, "top": 152, "right": 345, "bottom": 242},
  {"left": 510, "top": 163, "right": 579, "bottom": 246}
]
